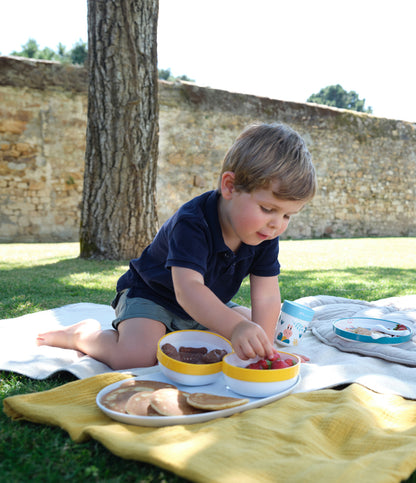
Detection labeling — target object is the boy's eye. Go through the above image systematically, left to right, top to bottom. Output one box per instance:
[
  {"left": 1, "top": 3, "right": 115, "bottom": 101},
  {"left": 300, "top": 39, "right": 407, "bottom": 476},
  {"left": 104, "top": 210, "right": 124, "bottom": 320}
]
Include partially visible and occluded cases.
[{"left": 260, "top": 206, "right": 273, "bottom": 213}]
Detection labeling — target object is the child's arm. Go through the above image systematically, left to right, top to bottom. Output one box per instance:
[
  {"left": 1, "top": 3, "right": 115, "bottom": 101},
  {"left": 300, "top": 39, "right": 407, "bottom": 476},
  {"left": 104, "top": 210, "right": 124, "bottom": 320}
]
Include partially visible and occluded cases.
[
  {"left": 171, "top": 266, "right": 275, "bottom": 360},
  {"left": 248, "top": 274, "right": 281, "bottom": 342},
  {"left": 249, "top": 276, "right": 311, "bottom": 363}
]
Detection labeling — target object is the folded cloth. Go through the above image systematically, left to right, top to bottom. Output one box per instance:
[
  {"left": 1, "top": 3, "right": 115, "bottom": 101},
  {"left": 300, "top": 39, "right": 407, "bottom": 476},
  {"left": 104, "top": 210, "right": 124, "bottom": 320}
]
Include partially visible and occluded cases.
[
  {"left": 304, "top": 295, "right": 416, "bottom": 366},
  {"left": 311, "top": 321, "right": 416, "bottom": 366},
  {"left": 3, "top": 372, "right": 416, "bottom": 483}
]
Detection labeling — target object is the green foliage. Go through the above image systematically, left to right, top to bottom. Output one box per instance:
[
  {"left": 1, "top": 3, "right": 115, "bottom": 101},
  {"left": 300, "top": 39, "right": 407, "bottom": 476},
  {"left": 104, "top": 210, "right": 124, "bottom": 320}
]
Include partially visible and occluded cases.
[
  {"left": 9, "top": 38, "right": 190, "bottom": 77},
  {"left": 10, "top": 38, "right": 87, "bottom": 65},
  {"left": 11, "top": 38, "right": 39, "bottom": 58},
  {"left": 69, "top": 40, "right": 88, "bottom": 65},
  {"left": 158, "top": 67, "right": 194, "bottom": 82},
  {"left": 158, "top": 67, "right": 172, "bottom": 80},
  {"left": 307, "top": 84, "right": 373, "bottom": 113}
]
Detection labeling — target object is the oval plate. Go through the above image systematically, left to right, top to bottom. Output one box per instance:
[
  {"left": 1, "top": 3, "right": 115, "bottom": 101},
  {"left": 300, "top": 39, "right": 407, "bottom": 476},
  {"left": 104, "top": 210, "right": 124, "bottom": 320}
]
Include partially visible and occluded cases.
[
  {"left": 333, "top": 317, "right": 413, "bottom": 344},
  {"left": 96, "top": 371, "right": 300, "bottom": 427}
]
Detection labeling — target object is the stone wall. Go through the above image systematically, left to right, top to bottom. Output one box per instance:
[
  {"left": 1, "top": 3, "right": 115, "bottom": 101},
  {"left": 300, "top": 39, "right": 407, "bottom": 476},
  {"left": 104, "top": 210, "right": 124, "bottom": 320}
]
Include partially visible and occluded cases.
[{"left": 1, "top": 56, "right": 415, "bottom": 242}]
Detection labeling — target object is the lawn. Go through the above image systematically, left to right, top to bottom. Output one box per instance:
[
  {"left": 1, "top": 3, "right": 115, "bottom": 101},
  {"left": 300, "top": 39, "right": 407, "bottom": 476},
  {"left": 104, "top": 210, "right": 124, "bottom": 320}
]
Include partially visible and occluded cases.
[{"left": 1, "top": 238, "right": 415, "bottom": 482}]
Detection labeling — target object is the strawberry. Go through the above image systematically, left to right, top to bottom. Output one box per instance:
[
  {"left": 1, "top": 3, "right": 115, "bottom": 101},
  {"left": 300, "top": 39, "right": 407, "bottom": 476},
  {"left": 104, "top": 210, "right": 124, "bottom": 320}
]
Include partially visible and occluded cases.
[
  {"left": 395, "top": 324, "right": 407, "bottom": 331},
  {"left": 268, "top": 352, "right": 280, "bottom": 362},
  {"left": 246, "top": 354, "right": 295, "bottom": 370},
  {"left": 258, "top": 359, "right": 270, "bottom": 369},
  {"left": 271, "top": 360, "right": 289, "bottom": 369},
  {"left": 247, "top": 362, "right": 263, "bottom": 370}
]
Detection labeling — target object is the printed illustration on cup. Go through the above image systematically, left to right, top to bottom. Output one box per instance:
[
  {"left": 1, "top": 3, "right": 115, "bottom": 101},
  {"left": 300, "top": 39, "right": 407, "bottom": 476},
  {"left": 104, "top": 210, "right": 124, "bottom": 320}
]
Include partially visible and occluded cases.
[{"left": 275, "top": 300, "right": 314, "bottom": 346}]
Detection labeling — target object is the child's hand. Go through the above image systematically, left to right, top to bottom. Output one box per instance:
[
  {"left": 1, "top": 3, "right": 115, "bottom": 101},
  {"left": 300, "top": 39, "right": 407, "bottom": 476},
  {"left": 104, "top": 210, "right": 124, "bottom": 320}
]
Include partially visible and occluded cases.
[
  {"left": 231, "top": 320, "right": 275, "bottom": 361},
  {"left": 291, "top": 353, "right": 310, "bottom": 363}
]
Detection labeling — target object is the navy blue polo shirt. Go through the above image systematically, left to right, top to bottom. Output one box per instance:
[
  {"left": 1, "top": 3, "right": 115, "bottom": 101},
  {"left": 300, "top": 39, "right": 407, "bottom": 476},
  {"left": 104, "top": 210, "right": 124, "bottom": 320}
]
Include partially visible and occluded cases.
[{"left": 116, "top": 190, "right": 280, "bottom": 319}]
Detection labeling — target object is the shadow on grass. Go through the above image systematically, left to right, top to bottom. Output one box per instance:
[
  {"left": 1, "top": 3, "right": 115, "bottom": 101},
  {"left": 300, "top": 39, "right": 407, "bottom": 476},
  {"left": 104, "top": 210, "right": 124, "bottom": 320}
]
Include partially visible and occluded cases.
[
  {"left": 0, "top": 257, "right": 129, "bottom": 317},
  {"left": 2, "top": 258, "right": 415, "bottom": 318},
  {"left": 233, "top": 267, "right": 416, "bottom": 305}
]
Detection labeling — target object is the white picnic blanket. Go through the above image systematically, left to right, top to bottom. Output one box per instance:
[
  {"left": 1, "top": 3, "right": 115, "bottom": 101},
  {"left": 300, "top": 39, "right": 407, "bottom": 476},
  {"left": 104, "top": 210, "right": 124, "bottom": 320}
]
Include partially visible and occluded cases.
[{"left": 1, "top": 295, "right": 416, "bottom": 398}]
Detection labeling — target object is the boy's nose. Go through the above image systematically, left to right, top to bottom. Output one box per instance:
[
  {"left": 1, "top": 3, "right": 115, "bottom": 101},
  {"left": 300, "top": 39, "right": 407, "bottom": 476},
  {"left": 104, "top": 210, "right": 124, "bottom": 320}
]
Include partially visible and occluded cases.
[{"left": 268, "top": 214, "right": 283, "bottom": 230}]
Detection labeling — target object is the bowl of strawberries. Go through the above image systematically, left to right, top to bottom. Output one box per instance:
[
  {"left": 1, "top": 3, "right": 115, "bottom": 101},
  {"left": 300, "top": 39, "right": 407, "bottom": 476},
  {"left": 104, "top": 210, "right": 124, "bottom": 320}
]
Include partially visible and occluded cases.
[{"left": 222, "top": 351, "right": 301, "bottom": 397}]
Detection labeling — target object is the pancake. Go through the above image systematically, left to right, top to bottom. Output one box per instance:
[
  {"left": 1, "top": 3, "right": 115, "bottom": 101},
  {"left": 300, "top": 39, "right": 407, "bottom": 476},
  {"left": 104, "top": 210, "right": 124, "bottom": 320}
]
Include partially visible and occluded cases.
[
  {"left": 118, "top": 379, "right": 176, "bottom": 390},
  {"left": 101, "top": 380, "right": 175, "bottom": 413},
  {"left": 150, "top": 388, "right": 205, "bottom": 416},
  {"left": 125, "top": 391, "right": 159, "bottom": 416},
  {"left": 187, "top": 392, "right": 249, "bottom": 410}
]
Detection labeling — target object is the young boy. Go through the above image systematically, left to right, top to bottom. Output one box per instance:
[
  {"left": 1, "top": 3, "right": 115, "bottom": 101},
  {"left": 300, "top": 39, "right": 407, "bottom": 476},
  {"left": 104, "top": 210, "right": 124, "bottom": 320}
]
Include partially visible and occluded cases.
[{"left": 37, "top": 123, "right": 317, "bottom": 369}]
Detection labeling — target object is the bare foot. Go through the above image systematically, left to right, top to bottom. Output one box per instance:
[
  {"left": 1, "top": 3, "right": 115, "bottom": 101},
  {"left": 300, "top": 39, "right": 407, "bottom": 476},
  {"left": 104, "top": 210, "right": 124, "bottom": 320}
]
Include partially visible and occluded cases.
[{"left": 36, "top": 319, "right": 102, "bottom": 350}]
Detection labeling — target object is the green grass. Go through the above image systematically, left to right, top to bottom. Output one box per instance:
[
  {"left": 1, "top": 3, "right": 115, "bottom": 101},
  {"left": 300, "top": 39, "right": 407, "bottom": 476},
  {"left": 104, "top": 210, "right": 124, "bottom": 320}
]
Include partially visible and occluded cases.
[
  {"left": 234, "top": 237, "right": 416, "bottom": 305},
  {"left": 1, "top": 239, "right": 415, "bottom": 483},
  {"left": 0, "top": 243, "right": 126, "bottom": 318}
]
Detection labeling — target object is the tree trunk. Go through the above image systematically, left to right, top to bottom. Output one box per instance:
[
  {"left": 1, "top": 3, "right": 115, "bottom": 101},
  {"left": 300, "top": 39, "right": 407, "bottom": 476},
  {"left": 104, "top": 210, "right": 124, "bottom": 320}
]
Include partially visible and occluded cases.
[{"left": 80, "top": 0, "right": 159, "bottom": 260}]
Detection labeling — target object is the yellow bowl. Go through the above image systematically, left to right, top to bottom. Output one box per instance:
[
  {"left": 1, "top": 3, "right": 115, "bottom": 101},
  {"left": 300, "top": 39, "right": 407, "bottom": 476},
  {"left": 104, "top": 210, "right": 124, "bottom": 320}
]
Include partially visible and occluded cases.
[
  {"left": 157, "top": 330, "right": 232, "bottom": 386},
  {"left": 222, "top": 351, "right": 301, "bottom": 397}
]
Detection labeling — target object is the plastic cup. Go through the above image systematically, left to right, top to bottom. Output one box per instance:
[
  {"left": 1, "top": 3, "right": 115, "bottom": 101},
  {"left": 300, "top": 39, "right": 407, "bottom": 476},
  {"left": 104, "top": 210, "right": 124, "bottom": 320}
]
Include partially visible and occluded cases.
[{"left": 275, "top": 300, "right": 315, "bottom": 346}]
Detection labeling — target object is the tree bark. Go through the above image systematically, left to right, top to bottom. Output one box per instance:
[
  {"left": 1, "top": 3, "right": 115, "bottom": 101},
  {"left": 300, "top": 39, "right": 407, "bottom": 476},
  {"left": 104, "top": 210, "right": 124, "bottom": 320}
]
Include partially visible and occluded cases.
[{"left": 80, "top": 0, "right": 159, "bottom": 260}]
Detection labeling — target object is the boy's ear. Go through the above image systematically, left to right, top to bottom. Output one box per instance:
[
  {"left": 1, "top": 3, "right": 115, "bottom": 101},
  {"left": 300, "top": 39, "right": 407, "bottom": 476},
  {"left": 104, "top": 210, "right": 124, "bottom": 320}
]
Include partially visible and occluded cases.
[{"left": 220, "top": 171, "right": 236, "bottom": 200}]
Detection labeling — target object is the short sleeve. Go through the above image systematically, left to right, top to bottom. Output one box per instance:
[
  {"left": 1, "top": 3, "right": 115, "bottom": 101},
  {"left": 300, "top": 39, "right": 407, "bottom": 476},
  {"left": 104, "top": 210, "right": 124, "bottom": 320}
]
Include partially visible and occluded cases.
[
  {"left": 165, "top": 217, "right": 212, "bottom": 276},
  {"left": 250, "top": 238, "right": 280, "bottom": 277}
]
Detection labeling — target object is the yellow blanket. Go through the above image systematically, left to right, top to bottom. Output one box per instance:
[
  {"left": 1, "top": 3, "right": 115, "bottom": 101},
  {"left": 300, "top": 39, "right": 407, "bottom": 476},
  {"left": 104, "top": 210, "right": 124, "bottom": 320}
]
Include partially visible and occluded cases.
[{"left": 3, "top": 372, "right": 416, "bottom": 483}]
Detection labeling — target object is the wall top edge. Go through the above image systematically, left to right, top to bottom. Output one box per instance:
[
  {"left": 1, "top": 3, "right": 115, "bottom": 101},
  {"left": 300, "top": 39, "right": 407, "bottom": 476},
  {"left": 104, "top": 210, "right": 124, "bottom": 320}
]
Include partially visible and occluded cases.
[{"left": 1, "top": 56, "right": 414, "bottom": 127}]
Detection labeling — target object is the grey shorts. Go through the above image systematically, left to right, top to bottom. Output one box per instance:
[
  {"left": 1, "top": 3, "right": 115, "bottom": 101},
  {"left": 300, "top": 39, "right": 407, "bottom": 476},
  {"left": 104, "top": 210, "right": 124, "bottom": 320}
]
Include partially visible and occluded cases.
[{"left": 111, "top": 288, "right": 240, "bottom": 332}]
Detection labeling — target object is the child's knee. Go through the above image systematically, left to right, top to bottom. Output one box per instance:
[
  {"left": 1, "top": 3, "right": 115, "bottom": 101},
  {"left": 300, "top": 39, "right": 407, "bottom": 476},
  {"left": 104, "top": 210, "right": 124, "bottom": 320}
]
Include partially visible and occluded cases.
[
  {"left": 108, "top": 344, "right": 158, "bottom": 370},
  {"left": 109, "top": 353, "right": 157, "bottom": 370}
]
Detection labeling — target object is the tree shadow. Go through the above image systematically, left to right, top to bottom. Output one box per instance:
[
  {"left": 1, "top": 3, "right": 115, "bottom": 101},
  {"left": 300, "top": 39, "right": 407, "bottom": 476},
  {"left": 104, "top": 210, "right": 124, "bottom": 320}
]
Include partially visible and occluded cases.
[
  {"left": 0, "top": 257, "right": 129, "bottom": 317},
  {"left": 2, "top": 259, "right": 415, "bottom": 317},
  {"left": 233, "top": 267, "right": 416, "bottom": 305}
]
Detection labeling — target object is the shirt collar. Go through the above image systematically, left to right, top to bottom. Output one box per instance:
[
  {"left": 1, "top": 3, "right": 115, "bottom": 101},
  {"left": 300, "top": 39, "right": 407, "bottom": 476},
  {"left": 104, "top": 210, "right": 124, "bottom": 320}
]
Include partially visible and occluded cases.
[
  {"left": 204, "top": 190, "right": 255, "bottom": 259},
  {"left": 204, "top": 190, "right": 228, "bottom": 253}
]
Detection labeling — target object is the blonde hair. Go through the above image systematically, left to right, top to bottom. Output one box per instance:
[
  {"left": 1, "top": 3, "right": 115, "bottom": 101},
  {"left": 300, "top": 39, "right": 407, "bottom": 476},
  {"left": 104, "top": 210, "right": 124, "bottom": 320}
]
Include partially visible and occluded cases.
[{"left": 219, "top": 123, "right": 317, "bottom": 201}]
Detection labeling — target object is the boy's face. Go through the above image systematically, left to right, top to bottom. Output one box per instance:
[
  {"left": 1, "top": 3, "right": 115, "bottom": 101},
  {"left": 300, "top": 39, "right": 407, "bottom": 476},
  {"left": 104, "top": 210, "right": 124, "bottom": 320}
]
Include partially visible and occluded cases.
[{"left": 220, "top": 175, "right": 306, "bottom": 248}]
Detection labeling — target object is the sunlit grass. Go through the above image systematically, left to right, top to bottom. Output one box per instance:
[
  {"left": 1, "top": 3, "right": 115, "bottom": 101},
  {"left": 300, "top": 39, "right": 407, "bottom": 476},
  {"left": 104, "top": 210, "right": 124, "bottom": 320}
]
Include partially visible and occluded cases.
[
  {"left": 233, "top": 238, "right": 416, "bottom": 305},
  {"left": 278, "top": 238, "right": 416, "bottom": 270},
  {"left": 1, "top": 239, "right": 415, "bottom": 317},
  {"left": 0, "top": 242, "right": 80, "bottom": 267},
  {"left": 0, "top": 244, "right": 130, "bottom": 317}
]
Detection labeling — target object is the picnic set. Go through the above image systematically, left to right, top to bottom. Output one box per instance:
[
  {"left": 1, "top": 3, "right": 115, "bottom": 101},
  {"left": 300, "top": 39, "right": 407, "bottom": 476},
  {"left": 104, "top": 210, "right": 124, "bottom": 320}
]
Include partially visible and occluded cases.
[
  {"left": 3, "top": 295, "right": 416, "bottom": 483},
  {"left": 96, "top": 299, "right": 414, "bottom": 427}
]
